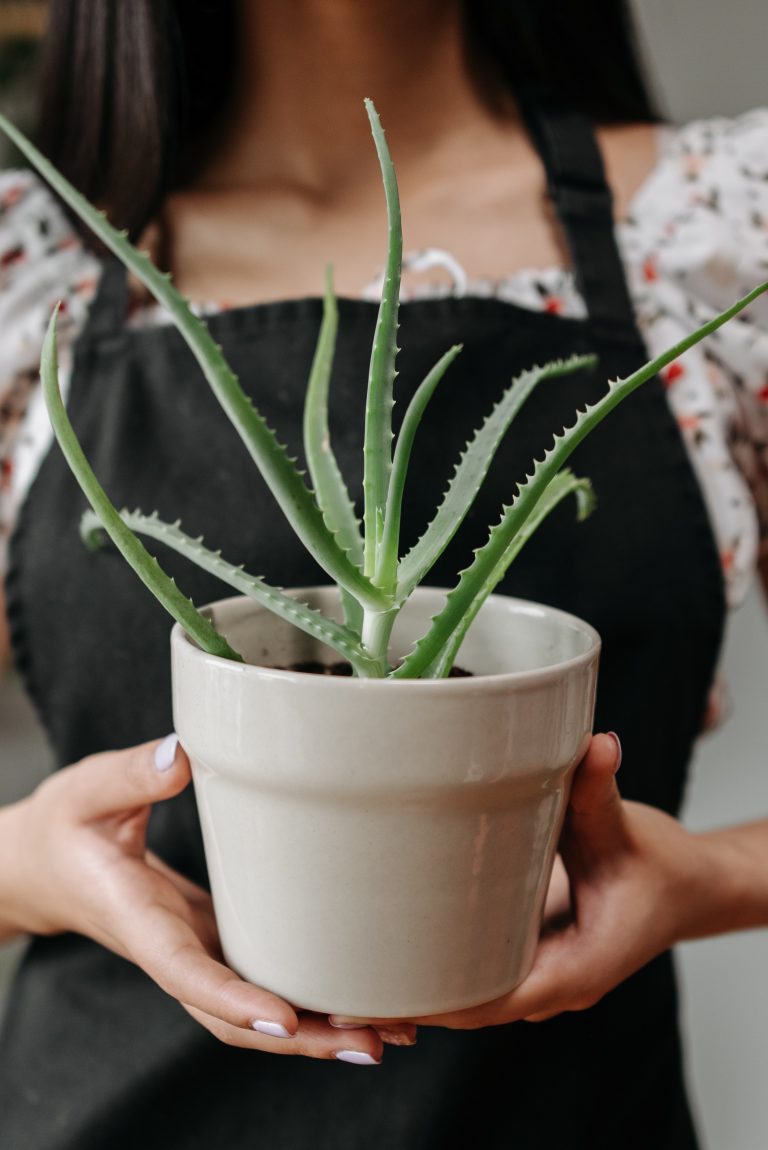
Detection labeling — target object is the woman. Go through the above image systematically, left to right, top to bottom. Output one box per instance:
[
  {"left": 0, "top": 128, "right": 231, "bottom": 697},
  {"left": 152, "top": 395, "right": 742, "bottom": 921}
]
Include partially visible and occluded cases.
[{"left": 0, "top": 1, "right": 767, "bottom": 1146}]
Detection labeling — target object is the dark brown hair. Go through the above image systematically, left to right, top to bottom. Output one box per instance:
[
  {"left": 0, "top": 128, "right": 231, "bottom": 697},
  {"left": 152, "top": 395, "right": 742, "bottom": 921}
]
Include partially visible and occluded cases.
[{"left": 37, "top": 0, "right": 660, "bottom": 239}]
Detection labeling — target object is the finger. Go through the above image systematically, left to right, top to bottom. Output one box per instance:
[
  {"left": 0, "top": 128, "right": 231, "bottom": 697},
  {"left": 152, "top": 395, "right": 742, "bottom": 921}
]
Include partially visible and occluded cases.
[
  {"left": 562, "top": 732, "right": 624, "bottom": 861},
  {"left": 569, "top": 733, "right": 622, "bottom": 814},
  {"left": 52, "top": 735, "right": 191, "bottom": 821},
  {"left": 145, "top": 851, "right": 214, "bottom": 907},
  {"left": 542, "top": 853, "right": 571, "bottom": 929},
  {"left": 142, "top": 855, "right": 221, "bottom": 952},
  {"left": 123, "top": 896, "right": 299, "bottom": 1039},
  {"left": 504, "top": 935, "right": 603, "bottom": 1021},
  {"left": 184, "top": 1005, "right": 384, "bottom": 1063},
  {"left": 331, "top": 1009, "right": 490, "bottom": 1031},
  {"left": 522, "top": 1009, "right": 564, "bottom": 1023},
  {"left": 331, "top": 1012, "right": 441, "bottom": 1034},
  {"left": 329, "top": 1018, "right": 418, "bottom": 1046},
  {"left": 375, "top": 1024, "right": 418, "bottom": 1046}
]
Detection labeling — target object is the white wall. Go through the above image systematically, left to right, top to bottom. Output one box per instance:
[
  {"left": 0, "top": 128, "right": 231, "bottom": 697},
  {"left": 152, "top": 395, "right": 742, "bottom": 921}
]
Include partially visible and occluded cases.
[
  {"left": 634, "top": 0, "right": 768, "bottom": 121},
  {"left": 676, "top": 592, "right": 768, "bottom": 1150}
]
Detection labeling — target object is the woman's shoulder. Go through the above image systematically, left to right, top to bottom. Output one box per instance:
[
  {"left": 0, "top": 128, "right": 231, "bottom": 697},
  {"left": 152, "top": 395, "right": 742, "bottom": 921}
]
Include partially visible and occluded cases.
[
  {"left": 632, "top": 105, "right": 768, "bottom": 206},
  {"left": 658, "top": 105, "right": 768, "bottom": 172},
  {"left": 619, "top": 106, "right": 768, "bottom": 349},
  {"left": 623, "top": 107, "right": 768, "bottom": 295}
]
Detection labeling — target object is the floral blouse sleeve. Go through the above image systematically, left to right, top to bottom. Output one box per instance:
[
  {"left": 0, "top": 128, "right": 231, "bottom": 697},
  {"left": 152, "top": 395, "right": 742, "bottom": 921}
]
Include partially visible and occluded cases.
[
  {"left": 620, "top": 107, "right": 768, "bottom": 605},
  {"left": 0, "top": 169, "right": 100, "bottom": 574}
]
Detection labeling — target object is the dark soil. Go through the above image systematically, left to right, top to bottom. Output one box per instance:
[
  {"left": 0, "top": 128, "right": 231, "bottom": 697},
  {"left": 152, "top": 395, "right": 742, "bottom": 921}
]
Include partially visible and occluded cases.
[
  {"left": 278, "top": 661, "right": 473, "bottom": 678},
  {"left": 285, "top": 661, "right": 354, "bottom": 676}
]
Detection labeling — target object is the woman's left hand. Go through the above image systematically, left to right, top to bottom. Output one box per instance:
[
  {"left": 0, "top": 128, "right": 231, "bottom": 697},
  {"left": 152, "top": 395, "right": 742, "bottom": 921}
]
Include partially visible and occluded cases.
[{"left": 332, "top": 733, "right": 714, "bottom": 1029}]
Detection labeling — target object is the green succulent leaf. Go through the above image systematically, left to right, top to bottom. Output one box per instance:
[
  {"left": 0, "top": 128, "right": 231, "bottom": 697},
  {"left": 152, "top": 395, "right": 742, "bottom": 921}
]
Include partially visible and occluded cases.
[
  {"left": 363, "top": 98, "right": 402, "bottom": 577},
  {"left": 0, "top": 111, "right": 388, "bottom": 613},
  {"left": 303, "top": 267, "right": 364, "bottom": 633},
  {"left": 393, "top": 278, "right": 768, "bottom": 678},
  {"left": 41, "top": 309, "right": 243, "bottom": 662},
  {"left": 375, "top": 343, "right": 463, "bottom": 592},
  {"left": 395, "top": 354, "right": 597, "bottom": 599},
  {"left": 426, "top": 470, "right": 594, "bottom": 678},
  {"left": 80, "top": 509, "right": 383, "bottom": 677}
]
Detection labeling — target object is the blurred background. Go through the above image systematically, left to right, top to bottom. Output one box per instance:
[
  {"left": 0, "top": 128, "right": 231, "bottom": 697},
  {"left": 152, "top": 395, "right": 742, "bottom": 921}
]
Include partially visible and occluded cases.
[{"left": 0, "top": 2, "right": 766, "bottom": 1147}]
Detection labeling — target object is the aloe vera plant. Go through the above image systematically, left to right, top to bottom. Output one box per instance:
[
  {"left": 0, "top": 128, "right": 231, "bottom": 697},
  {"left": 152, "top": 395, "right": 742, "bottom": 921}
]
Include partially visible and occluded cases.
[{"left": 1, "top": 102, "right": 766, "bottom": 678}]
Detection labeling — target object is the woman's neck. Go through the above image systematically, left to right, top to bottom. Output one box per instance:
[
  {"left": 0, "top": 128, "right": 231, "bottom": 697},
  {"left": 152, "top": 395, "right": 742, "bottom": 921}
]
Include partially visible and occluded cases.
[{"left": 203, "top": 0, "right": 505, "bottom": 195}]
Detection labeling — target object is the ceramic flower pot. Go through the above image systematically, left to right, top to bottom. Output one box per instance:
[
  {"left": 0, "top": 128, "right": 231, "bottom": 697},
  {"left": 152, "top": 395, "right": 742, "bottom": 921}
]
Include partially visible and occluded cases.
[{"left": 171, "top": 587, "right": 600, "bottom": 1018}]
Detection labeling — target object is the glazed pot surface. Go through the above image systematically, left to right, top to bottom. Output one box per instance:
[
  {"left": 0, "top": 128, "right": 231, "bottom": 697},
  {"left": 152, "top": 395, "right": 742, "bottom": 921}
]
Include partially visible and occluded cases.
[{"left": 172, "top": 588, "right": 600, "bottom": 1017}]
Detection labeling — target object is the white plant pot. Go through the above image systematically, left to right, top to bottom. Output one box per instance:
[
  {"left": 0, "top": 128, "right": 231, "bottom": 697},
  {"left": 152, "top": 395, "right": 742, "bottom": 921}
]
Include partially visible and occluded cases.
[{"left": 171, "top": 588, "right": 600, "bottom": 1018}]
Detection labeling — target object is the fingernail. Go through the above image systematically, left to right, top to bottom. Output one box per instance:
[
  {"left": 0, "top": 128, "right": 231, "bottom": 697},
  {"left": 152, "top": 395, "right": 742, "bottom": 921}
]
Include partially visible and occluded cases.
[
  {"left": 607, "top": 732, "right": 622, "bottom": 771},
  {"left": 154, "top": 733, "right": 179, "bottom": 772},
  {"left": 251, "top": 1019, "right": 293, "bottom": 1039},
  {"left": 329, "top": 1020, "right": 368, "bottom": 1030},
  {"left": 378, "top": 1026, "right": 418, "bottom": 1047},
  {"left": 335, "top": 1050, "right": 381, "bottom": 1066}
]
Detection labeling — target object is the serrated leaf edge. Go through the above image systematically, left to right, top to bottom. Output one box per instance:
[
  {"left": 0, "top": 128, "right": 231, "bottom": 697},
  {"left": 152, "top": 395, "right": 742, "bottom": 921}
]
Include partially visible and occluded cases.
[{"left": 80, "top": 509, "right": 380, "bottom": 676}]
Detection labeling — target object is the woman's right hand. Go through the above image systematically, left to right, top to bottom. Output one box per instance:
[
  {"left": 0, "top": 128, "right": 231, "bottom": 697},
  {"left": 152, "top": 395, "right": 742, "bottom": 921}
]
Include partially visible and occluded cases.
[{"left": 0, "top": 736, "right": 400, "bottom": 1063}]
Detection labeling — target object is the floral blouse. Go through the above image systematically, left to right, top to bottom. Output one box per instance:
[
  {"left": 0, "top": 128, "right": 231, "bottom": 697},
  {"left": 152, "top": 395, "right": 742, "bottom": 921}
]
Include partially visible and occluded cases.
[{"left": 2, "top": 108, "right": 768, "bottom": 616}]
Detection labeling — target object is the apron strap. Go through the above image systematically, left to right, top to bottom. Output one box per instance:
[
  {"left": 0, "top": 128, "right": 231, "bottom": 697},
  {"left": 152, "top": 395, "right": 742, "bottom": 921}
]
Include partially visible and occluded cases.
[
  {"left": 519, "top": 97, "right": 640, "bottom": 344},
  {"left": 84, "top": 258, "right": 129, "bottom": 340}
]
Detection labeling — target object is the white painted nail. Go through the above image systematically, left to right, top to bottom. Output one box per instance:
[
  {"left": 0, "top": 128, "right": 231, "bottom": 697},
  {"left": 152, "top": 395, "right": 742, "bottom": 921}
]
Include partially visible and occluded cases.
[
  {"left": 607, "top": 731, "right": 623, "bottom": 771},
  {"left": 154, "top": 733, "right": 179, "bottom": 772},
  {"left": 251, "top": 1019, "right": 293, "bottom": 1039},
  {"left": 335, "top": 1050, "right": 381, "bottom": 1066}
]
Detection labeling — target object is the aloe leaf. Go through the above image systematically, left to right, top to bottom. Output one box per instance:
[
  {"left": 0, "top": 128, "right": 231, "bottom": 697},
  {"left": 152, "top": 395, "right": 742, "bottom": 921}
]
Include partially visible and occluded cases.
[
  {"left": 362, "top": 98, "right": 402, "bottom": 577},
  {"left": 0, "top": 111, "right": 388, "bottom": 613},
  {"left": 304, "top": 267, "right": 364, "bottom": 564},
  {"left": 303, "top": 268, "right": 364, "bottom": 633},
  {"left": 394, "top": 278, "right": 768, "bottom": 679},
  {"left": 41, "top": 309, "right": 243, "bottom": 662},
  {"left": 375, "top": 344, "right": 463, "bottom": 591},
  {"left": 395, "top": 354, "right": 597, "bottom": 599},
  {"left": 426, "top": 470, "right": 594, "bottom": 678},
  {"left": 80, "top": 510, "right": 383, "bottom": 677}
]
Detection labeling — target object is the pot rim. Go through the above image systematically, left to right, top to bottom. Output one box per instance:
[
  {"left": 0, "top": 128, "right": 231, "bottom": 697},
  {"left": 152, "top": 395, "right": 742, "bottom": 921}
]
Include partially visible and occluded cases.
[{"left": 172, "top": 588, "right": 601, "bottom": 692}]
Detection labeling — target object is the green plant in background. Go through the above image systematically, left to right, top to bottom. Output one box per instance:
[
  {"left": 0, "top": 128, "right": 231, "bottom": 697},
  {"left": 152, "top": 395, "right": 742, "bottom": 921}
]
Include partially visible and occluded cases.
[{"left": 0, "top": 103, "right": 765, "bottom": 678}]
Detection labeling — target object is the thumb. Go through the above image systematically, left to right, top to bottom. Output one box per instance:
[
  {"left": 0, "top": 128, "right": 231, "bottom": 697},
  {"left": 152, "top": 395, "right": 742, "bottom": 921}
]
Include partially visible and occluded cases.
[
  {"left": 560, "top": 732, "right": 624, "bottom": 869},
  {"left": 57, "top": 735, "right": 191, "bottom": 822}
]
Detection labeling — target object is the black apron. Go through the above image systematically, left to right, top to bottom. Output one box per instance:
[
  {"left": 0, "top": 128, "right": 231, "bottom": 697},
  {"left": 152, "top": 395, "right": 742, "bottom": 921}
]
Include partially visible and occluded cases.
[{"left": 3, "top": 103, "right": 725, "bottom": 1149}]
